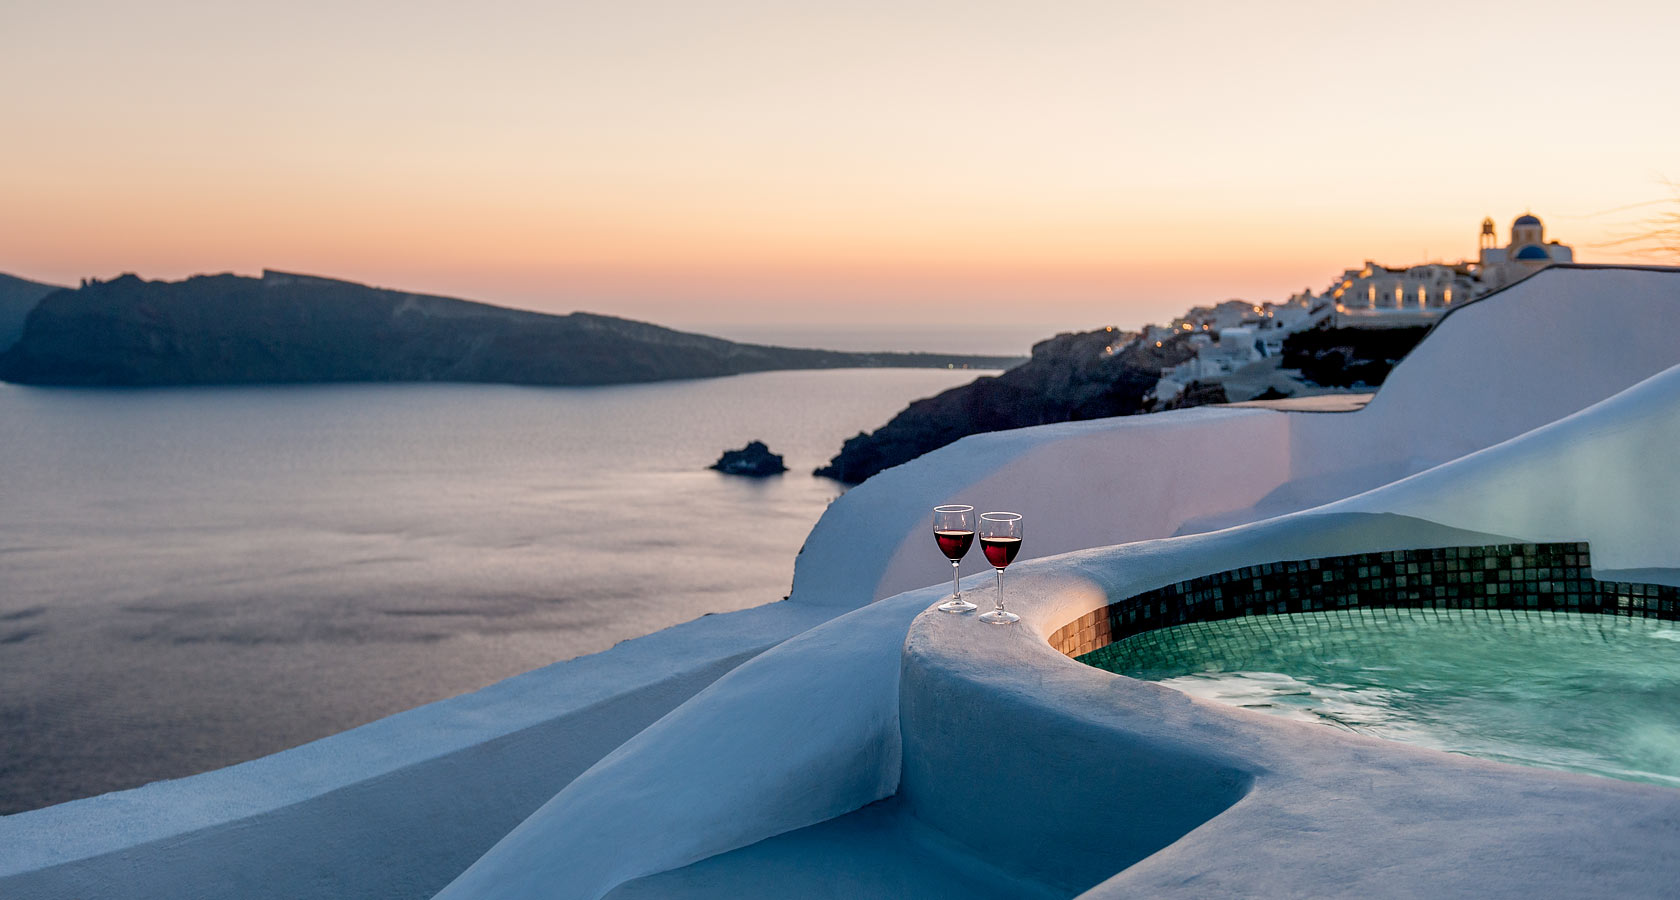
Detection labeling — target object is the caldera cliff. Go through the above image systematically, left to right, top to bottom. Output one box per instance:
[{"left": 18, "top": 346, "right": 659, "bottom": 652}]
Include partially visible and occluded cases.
[{"left": 0, "top": 270, "right": 1021, "bottom": 387}]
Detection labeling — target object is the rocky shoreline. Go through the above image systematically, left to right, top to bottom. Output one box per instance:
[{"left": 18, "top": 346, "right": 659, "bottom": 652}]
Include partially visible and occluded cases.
[
  {"left": 814, "top": 321, "right": 1431, "bottom": 485},
  {"left": 814, "top": 328, "right": 1195, "bottom": 484}
]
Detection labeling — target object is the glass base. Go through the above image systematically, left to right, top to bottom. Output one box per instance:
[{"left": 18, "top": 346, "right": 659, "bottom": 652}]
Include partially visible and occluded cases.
[
  {"left": 937, "top": 597, "right": 977, "bottom": 613},
  {"left": 978, "top": 609, "right": 1020, "bottom": 625}
]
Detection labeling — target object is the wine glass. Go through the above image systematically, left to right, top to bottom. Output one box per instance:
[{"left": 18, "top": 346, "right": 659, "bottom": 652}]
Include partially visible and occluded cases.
[
  {"left": 933, "top": 505, "right": 977, "bottom": 613},
  {"left": 977, "top": 512, "right": 1022, "bottom": 625}
]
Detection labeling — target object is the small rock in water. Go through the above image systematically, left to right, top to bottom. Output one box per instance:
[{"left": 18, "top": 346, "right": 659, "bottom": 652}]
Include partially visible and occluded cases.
[{"left": 710, "top": 440, "right": 787, "bottom": 477}]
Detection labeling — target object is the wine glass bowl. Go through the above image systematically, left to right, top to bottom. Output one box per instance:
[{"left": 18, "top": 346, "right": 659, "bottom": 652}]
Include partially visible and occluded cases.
[
  {"left": 933, "top": 505, "right": 977, "bottom": 613},
  {"left": 977, "top": 512, "right": 1022, "bottom": 625}
]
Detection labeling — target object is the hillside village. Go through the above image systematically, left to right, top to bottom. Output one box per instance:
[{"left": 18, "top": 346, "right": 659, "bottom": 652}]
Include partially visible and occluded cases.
[
  {"left": 812, "top": 213, "right": 1581, "bottom": 483},
  {"left": 1144, "top": 213, "right": 1574, "bottom": 405}
]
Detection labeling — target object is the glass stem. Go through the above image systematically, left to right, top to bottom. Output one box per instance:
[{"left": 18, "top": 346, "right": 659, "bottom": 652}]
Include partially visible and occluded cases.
[
  {"left": 951, "top": 559, "right": 961, "bottom": 599},
  {"left": 994, "top": 568, "right": 1005, "bottom": 612}
]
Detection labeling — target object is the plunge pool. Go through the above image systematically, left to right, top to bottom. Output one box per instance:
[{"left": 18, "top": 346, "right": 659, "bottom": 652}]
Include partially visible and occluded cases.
[{"left": 1087, "top": 608, "right": 1680, "bottom": 788}]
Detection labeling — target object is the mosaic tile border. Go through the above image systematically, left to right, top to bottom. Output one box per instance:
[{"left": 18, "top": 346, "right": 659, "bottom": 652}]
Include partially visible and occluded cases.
[
  {"left": 1047, "top": 542, "right": 1680, "bottom": 659},
  {"left": 1078, "top": 605, "right": 1663, "bottom": 678}
]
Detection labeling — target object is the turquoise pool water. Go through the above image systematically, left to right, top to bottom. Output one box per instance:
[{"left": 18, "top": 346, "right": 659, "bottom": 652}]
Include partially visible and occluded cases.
[{"left": 1098, "top": 609, "right": 1680, "bottom": 787}]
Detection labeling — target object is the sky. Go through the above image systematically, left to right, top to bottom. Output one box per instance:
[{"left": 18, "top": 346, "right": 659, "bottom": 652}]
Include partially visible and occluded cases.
[{"left": 3, "top": 0, "right": 1677, "bottom": 344}]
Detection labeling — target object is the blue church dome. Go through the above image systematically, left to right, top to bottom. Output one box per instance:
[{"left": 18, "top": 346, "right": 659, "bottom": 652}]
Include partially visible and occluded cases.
[
  {"left": 1514, "top": 214, "right": 1542, "bottom": 227},
  {"left": 1513, "top": 244, "right": 1551, "bottom": 261}
]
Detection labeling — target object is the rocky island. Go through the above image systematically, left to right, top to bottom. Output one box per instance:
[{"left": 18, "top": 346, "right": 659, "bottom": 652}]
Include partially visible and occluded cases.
[
  {"left": 0, "top": 270, "right": 1022, "bottom": 387},
  {"left": 710, "top": 441, "right": 787, "bottom": 477}
]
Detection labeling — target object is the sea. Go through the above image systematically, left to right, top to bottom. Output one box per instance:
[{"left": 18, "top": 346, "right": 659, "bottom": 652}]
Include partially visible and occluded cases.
[{"left": 0, "top": 362, "right": 996, "bottom": 814}]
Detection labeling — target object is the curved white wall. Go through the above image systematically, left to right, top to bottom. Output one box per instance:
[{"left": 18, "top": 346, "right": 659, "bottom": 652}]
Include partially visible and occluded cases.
[{"left": 1288, "top": 266, "right": 1680, "bottom": 504}]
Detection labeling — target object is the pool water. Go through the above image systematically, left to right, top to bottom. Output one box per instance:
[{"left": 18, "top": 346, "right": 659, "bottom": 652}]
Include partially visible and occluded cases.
[{"left": 1099, "top": 609, "right": 1680, "bottom": 787}]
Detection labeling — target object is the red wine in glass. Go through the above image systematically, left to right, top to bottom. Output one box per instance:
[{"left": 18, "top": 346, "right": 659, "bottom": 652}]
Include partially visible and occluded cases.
[
  {"left": 933, "top": 505, "right": 977, "bottom": 613},
  {"left": 978, "top": 512, "right": 1022, "bottom": 625},
  {"left": 936, "top": 529, "right": 975, "bottom": 560},
  {"left": 980, "top": 535, "right": 1021, "bottom": 568}
]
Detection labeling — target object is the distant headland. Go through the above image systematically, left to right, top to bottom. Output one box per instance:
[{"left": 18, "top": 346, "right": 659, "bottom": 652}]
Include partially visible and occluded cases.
[
  {"left": 0, "top": 270, "right": 1022, "bottom": 387},
  {"left": 0, "top": 272, "right": 64, "bottom": 352}
]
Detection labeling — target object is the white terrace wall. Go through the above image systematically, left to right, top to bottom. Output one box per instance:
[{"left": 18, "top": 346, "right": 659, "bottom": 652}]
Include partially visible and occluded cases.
[{"left": 1287, "top": 266, "right": 1680, "bottom": 512}]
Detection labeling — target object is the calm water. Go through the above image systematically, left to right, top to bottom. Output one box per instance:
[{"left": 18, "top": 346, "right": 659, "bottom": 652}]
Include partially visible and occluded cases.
[
  {"left": 703, "top": 322, "right": 1059, "bottom": 356},
  {"left": 0, "top": 368, "right": 980, "bottom": 813},
  {"left": 1109, "top": 609, "right": 1680, "bottom": 787}
]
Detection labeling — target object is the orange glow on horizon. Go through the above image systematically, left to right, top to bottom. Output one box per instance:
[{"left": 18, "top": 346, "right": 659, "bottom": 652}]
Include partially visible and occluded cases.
[{"left": 3, "top": 0, "right": 1677, "bottom": 332}]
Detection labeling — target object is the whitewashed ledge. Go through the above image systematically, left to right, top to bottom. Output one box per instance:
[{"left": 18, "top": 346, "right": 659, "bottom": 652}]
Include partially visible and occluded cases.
[{"left": 5, "top": 266, "right": 1680, "bottom": 899}]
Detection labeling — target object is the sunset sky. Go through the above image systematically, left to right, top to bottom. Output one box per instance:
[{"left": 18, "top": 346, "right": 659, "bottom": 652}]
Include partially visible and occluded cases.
[{"left": 3, "top": 0, "right": 1676, "bottom": 344}]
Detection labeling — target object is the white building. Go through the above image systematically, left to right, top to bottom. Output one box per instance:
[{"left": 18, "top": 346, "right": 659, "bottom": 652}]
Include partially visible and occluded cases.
[
  {"left": 1148, "top": 212, "right": 1575, "bottom": 400},
  {"left": 1323, "top": 213, "right": 1575, "bottom": 327},
  {"left": 1477, "top": 213, "right": 1574, "bottom": 290},
  {"left": 1329, "top": 262, "right": 1477, "bottom": 327},
  {"left": 1171, "top": 299, "right": 1258, "bottom": 335},
  {"left": 1161, "top": 326, "right": 1265, "bottom": 384}
]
